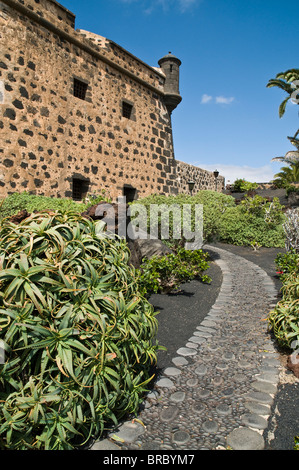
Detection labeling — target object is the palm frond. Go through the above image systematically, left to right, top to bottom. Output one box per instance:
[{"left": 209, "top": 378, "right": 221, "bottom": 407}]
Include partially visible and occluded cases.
[
  {"left": 267, "top": 69, "right": 299, "bottom": 117},
  {"left": 276, "top": 69, "right": 299, "bottom": 82},
  {"left": 266, "top": 79, "right": 294, "bottom": 94},
  {"left": 279, "top": 96, "right": 291, "bottom": 118},
  {"left": 287, "top": 133, "right": 299, "bottom": 150},
  {"left": 284, "top": 151, "right": 299, "bottom": 162},
  {"left": 272, "top": 152, "right": 299, "bottom": 165}
]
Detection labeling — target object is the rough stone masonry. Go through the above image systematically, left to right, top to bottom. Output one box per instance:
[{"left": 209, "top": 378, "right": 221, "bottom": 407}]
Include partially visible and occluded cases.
[{"left": 0, "top": 0, "right": 224, "bottom": 202}]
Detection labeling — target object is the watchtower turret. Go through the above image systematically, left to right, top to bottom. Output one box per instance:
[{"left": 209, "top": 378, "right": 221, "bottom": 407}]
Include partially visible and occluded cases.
[{"left": 158, "top": 52, "right": 182, "bottom": 114}]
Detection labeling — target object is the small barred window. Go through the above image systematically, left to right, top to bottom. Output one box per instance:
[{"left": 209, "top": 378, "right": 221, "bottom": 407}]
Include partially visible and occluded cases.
[
  {"left": 73, "top": 78, "right": 88, "bottom": 100},
  {"left": 122, "top": 101, "right": 133, "bottom": 119}
]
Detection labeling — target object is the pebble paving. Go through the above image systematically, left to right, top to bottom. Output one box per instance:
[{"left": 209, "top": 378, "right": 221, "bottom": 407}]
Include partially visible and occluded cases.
[{"left": 91, "top": 245, "right": 282, "bottom": 451}]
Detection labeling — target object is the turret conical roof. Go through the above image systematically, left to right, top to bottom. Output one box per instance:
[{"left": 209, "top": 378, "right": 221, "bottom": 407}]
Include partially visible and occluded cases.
[{"left": 158, "top": 52, "right": 181, "bottom": 66}]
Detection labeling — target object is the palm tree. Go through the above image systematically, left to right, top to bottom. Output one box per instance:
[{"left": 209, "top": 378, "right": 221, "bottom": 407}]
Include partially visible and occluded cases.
[
  {"left": 267, "top": 69, "right": 299, "bottom": 117},
  {"left": 267, "top": 69, "right": 299, "bottom": 186},
  {"left": 272, "top": 130, "right": 299, "bottom": 163},
  {"left": 272, "top": 131, "right": 299, "bottom": 186},
  {"left": 273, "top": 164, "right": 299, "bottom": 186}
]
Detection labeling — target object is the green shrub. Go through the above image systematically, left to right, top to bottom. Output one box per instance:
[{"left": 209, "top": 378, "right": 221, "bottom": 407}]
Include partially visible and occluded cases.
[
  {"left": 232, "top": 178, "right": 258, "bottom": 192},
  {"left": 232, "top": 178, "right": 246, "bottom": 192},
  {"left": 286, "top": 185, "right": 299, "bottom": 197},
  {"left": 83, "top": 190, "right": 111, "bottom": 208},
  {"left": 130, "top": 191, "right": 236, "bottom": 244},
  {"left": 131, "top": 191, "right": 285, "bottom": 248},
  {"left": 193, "top": 191, "right": 236, "bottom": 241},
  {"left": 0, "top": 192, "right": 87, "bottom": 220},
  {"left": 218, "top": 194, "right": 285, "bottom": 247},
  {"left": 240, "top": 195, "right": 284, "bottom": 226},
  {"left": 216, "top": 205, "right": 285, "bottom": 247},
  {"left": 283, "top": 208, "right": 299, "bottom": 252},
  {"left": 0, "top": 211, "right": 160, "bottom": 449},
  {"left": 138, "top": 248, "right": 211, "bottom": 295},
  {"left": 268, "top": 250, "right": 299, "bottom": 350},
  {"left": 275, "top": 250, "right": 299, "bottom": 280},
  {"left": 268, "top": 271, "right": 299, "bottom": 350}
]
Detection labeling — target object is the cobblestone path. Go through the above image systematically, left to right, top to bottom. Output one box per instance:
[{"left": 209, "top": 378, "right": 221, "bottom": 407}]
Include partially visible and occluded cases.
[{"left": 92, "top": 245, "right": 282, "bottom": 451}]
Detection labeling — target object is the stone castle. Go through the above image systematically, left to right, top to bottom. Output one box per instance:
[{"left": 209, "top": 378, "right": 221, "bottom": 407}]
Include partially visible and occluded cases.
[{"left": 0, "top": 0, "right": 224, "bottom": 202}]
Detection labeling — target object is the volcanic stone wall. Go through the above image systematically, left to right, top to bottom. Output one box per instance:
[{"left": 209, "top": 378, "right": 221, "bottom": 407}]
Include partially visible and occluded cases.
[
  {"left": 0, "top": 0, "right": 224, "bottom": 202},
  {"left": 0, "top": 0, "right": 179, "bottom": 201},
  {"left": 176, "top": 160, "right": 225, "bottom": 193}
]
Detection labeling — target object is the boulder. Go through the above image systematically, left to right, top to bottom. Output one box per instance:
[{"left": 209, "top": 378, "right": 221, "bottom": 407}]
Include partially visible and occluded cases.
[
  {"left": 288, "top": 192, "right": 299, "bottom": 207},
  {"left": 81, "top": 201, "right": 128, "bottom": 234},
  {"left": 81, "top": 203, "right": 173, "bottom": 268},
  {"left": 8, "top": 209, "right": 30, "bottom": 224},
  {"left": 127, "top": 226, "right": 173, "bottom": 268},
  {"left": 132, "top": 235, "right": 172, "bottom": 260},
  {"left": 287, "top": 354, "right": 299, "bottom": 378}
]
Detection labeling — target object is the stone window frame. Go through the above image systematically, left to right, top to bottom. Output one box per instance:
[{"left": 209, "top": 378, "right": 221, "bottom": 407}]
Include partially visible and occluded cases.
[
  {"left": 72, "top": 76, "right": 92, "bottom": 102},
  {"left": 121, "top": 99, "right": 136, "bottom": 121}
]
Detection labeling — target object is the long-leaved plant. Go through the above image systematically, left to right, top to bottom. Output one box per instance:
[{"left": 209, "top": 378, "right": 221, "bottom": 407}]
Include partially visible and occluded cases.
[{"left": 0, "top": 211, "right": 160, "bottom": 449}]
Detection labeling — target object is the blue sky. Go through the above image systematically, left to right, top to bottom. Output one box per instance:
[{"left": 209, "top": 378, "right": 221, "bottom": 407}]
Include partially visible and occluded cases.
[{"left": 62, "top": 0, "right": 298, "bottom": 184}]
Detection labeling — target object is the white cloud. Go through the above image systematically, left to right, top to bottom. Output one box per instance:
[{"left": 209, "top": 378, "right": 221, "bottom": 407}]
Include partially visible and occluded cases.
[
  {"left": 118, "top": 0, "right": 200, "bottom": 13},
  {"left": 178, "top": 0, "right": 198, "bottom": 12},
  {"left": 201, "top": 94, "right": 213, "bottom": 104},
  {"left": 201, "top": 95, "right": 235, "bottom": 105},
  {"left": 215, "top": 96, "right": 235, "bottom": 105},
  {"left": 193, "top": 163, "right": 280, "bottom": 184}
]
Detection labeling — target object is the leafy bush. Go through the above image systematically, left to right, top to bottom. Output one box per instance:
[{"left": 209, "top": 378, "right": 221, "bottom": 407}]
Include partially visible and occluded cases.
[
  {"left": 232, "top": 179, "right": 258, "bottom": 192},
  {"left": 232, "top": 179, "right": 245, "bottom": 192},
  {"left": 286, "top": 185, "right": 299, "bottom": 197},
  {"left": 83, "top": 190, "right": 111, "bottom": 208},
  {"left": 130, "top": 191, "right": 236, "bottom": 244},
  {"left": 131, "top": 191, "right": 285, "bottom": 248},
  {"left": 193, "top": 191, "right": 236, "bottom": 241},
  {"left": 0, "top": 192, "right": 86, "bottom": 220},
  {"left": 218, "top": 194, "right": 285, "bottom": 247},
  {"left": 240, "top": 194, "right": 266, "bottom": 215},
  {"left": 217, "top": 195, "right": 286, "bottom": 247},
  {"left": 240, "top": 195, "right": 283, "bottom": 225},
  {"left": 263, "top": 198, "right": 286, "bottom": 226},
  {"left": 216, "top": 205, "right": 285, "bottom": 247},
  {"left": 283, "top": 208, "right": 299, "bottom": 252},
  {"left": 0, "top": 211, "right": 159, "bottom": 449},
  {"left": 138, "top": 248, "right": 211, "bottom": 295},
  {"left": 275, "top": 249, "right": 299, "bottom": 280},
  {"left": 268, "top": 250, "right": 299, "bottom": 351},
  {"left": 268, "top": 271, "right": 299, "bottom": 350}
]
